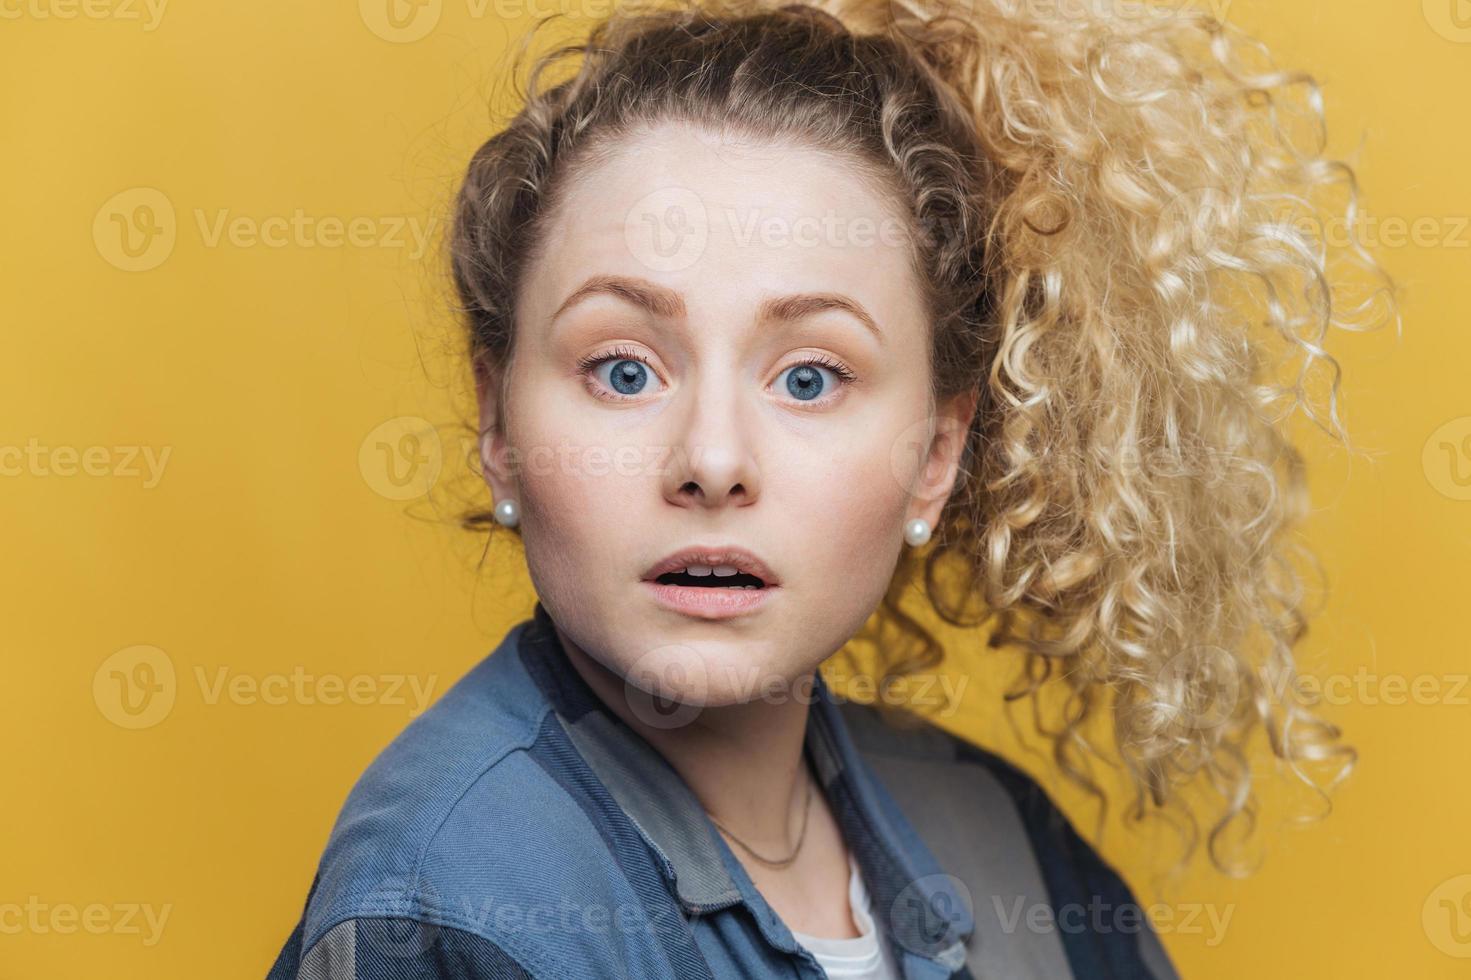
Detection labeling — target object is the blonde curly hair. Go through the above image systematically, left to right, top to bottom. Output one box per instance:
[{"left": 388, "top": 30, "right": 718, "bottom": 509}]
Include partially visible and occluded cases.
[{"left": 447, "top": 0, "right": 1399, "bottom": 875}]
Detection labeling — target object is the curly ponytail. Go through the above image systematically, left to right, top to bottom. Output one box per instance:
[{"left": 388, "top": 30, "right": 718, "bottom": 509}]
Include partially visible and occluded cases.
[{"left": 447, "top": 0, "right": 1399, "bottom": 875}]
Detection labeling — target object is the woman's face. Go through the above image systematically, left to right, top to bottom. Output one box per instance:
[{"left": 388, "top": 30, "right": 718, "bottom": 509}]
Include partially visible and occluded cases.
[{"left": 479, "top": 121, "right": 975, "bottom": 707}]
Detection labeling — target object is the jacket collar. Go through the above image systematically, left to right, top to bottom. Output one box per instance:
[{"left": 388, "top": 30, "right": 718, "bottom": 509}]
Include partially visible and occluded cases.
[{"left": 515, "top": 600, "right": 974, "bottom": 973}]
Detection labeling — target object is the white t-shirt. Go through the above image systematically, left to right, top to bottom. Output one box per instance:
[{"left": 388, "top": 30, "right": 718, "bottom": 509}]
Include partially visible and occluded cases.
[{"left": 789, "top": 853, "right": 903, "bottom": 979}]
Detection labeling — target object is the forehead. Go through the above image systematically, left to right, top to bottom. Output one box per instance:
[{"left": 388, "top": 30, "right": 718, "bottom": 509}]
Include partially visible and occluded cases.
[{"left": 520, "top": 122, "right": 926, "bottom": 334}]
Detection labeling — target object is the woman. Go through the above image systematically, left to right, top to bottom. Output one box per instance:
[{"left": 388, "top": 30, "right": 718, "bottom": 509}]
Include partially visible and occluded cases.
[{"left": 269, "top": 0, "right": 1392, "bottom": 976}]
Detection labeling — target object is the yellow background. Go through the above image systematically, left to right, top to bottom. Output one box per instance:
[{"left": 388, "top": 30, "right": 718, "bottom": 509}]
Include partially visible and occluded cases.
[{"left": 2, "top": 0, "right": 1468, "bottom": 976}]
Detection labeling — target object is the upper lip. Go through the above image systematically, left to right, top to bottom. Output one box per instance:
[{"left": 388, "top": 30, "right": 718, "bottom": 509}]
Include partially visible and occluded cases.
[{"left": 642, "top": 546, "right": 781, "bottom": 586}]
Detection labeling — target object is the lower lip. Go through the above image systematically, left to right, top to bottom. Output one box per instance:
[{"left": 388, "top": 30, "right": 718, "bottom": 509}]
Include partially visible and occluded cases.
[{"left": 641, "top": 580, "right": 777, "bottom": 619}]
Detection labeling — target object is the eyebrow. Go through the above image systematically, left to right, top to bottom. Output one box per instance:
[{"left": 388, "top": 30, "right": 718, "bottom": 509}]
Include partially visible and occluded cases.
[{"left": 550, "top": 274, "right": 885, "bottom": 346}]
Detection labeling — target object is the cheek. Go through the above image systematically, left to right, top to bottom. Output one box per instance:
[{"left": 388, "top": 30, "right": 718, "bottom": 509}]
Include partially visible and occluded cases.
[
  {"left": 507, "top": 409, "right": 647, "bottom": 591},
  {"left": 776, "top": 422, "right": 911, "bottom": 583},
  {"left": 760, "top": 447, "right": 906, "bottom": 677}
]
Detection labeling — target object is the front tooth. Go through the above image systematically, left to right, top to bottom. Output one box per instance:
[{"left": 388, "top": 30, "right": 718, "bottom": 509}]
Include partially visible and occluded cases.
[
  {"left": 687, "top": 564, "right": 713, "bottom": 576},
  {"left": 712, "top": 565, "right": 738, "bottom": 577}
]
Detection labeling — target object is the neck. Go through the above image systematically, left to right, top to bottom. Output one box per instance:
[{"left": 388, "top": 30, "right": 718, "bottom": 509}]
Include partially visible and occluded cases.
[{"left": 554, "top": 623, "right": 815, "bottom": 855}]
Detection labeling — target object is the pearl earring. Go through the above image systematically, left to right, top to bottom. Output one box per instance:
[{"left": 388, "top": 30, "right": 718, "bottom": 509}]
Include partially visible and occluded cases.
[
  {"left": 493, "top": 498, "right": 520, "bottom": 528},
  {"left": 904, "top": 517, "right": 931, "bottom": 547}
]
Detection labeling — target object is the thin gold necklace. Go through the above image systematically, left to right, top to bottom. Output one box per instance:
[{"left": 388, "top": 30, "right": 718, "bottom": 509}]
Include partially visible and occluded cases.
[{"left": 705, "top": 771, "right": 815, "bottom": 869}]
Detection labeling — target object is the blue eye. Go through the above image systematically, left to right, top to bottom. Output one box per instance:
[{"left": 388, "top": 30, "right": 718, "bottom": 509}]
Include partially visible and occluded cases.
[
  {"left": 579, "top": 345, "right": 664, "bottom": 400},
  {"left": 776, "top": 357, "right": 856, "bottom": 404},
  {"left": 604, "top": 358, "right": 650, "bottom": 395}
]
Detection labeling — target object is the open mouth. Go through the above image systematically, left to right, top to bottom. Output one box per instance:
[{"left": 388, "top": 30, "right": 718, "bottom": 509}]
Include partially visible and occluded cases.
[
  {"left": 641, "top": 548, "right": 779, "bottom": 618},
  {"left": 654, "top": 566, "right": 767, "bottom": 590}
]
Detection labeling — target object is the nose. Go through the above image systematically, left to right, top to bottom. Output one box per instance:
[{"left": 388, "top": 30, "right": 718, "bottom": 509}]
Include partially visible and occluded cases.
[{"left": 660, "top": 376, "right": 761, "bottom": 511}]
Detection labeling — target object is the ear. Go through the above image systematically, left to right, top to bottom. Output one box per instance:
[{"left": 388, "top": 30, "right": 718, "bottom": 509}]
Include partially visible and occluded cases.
[
  {"left": 474, "top": 359, "right": 517, "bottom": 506},
  {"left": 905, "top": 387, "right": 979, "bottom": 530}
]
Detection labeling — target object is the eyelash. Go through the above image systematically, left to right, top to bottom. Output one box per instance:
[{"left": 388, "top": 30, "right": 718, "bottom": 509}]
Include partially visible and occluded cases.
[
  {"left": 575, "top": 345, "right": 858, "bottom": 404},
  {"left": 789, "top": 353, "right": 859, "bottom": 387}
]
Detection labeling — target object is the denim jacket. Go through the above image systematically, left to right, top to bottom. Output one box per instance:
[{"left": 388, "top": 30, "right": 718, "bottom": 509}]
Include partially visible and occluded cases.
[{"left": 267, "top": 601, "right": 1179, "bottom": 979}]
